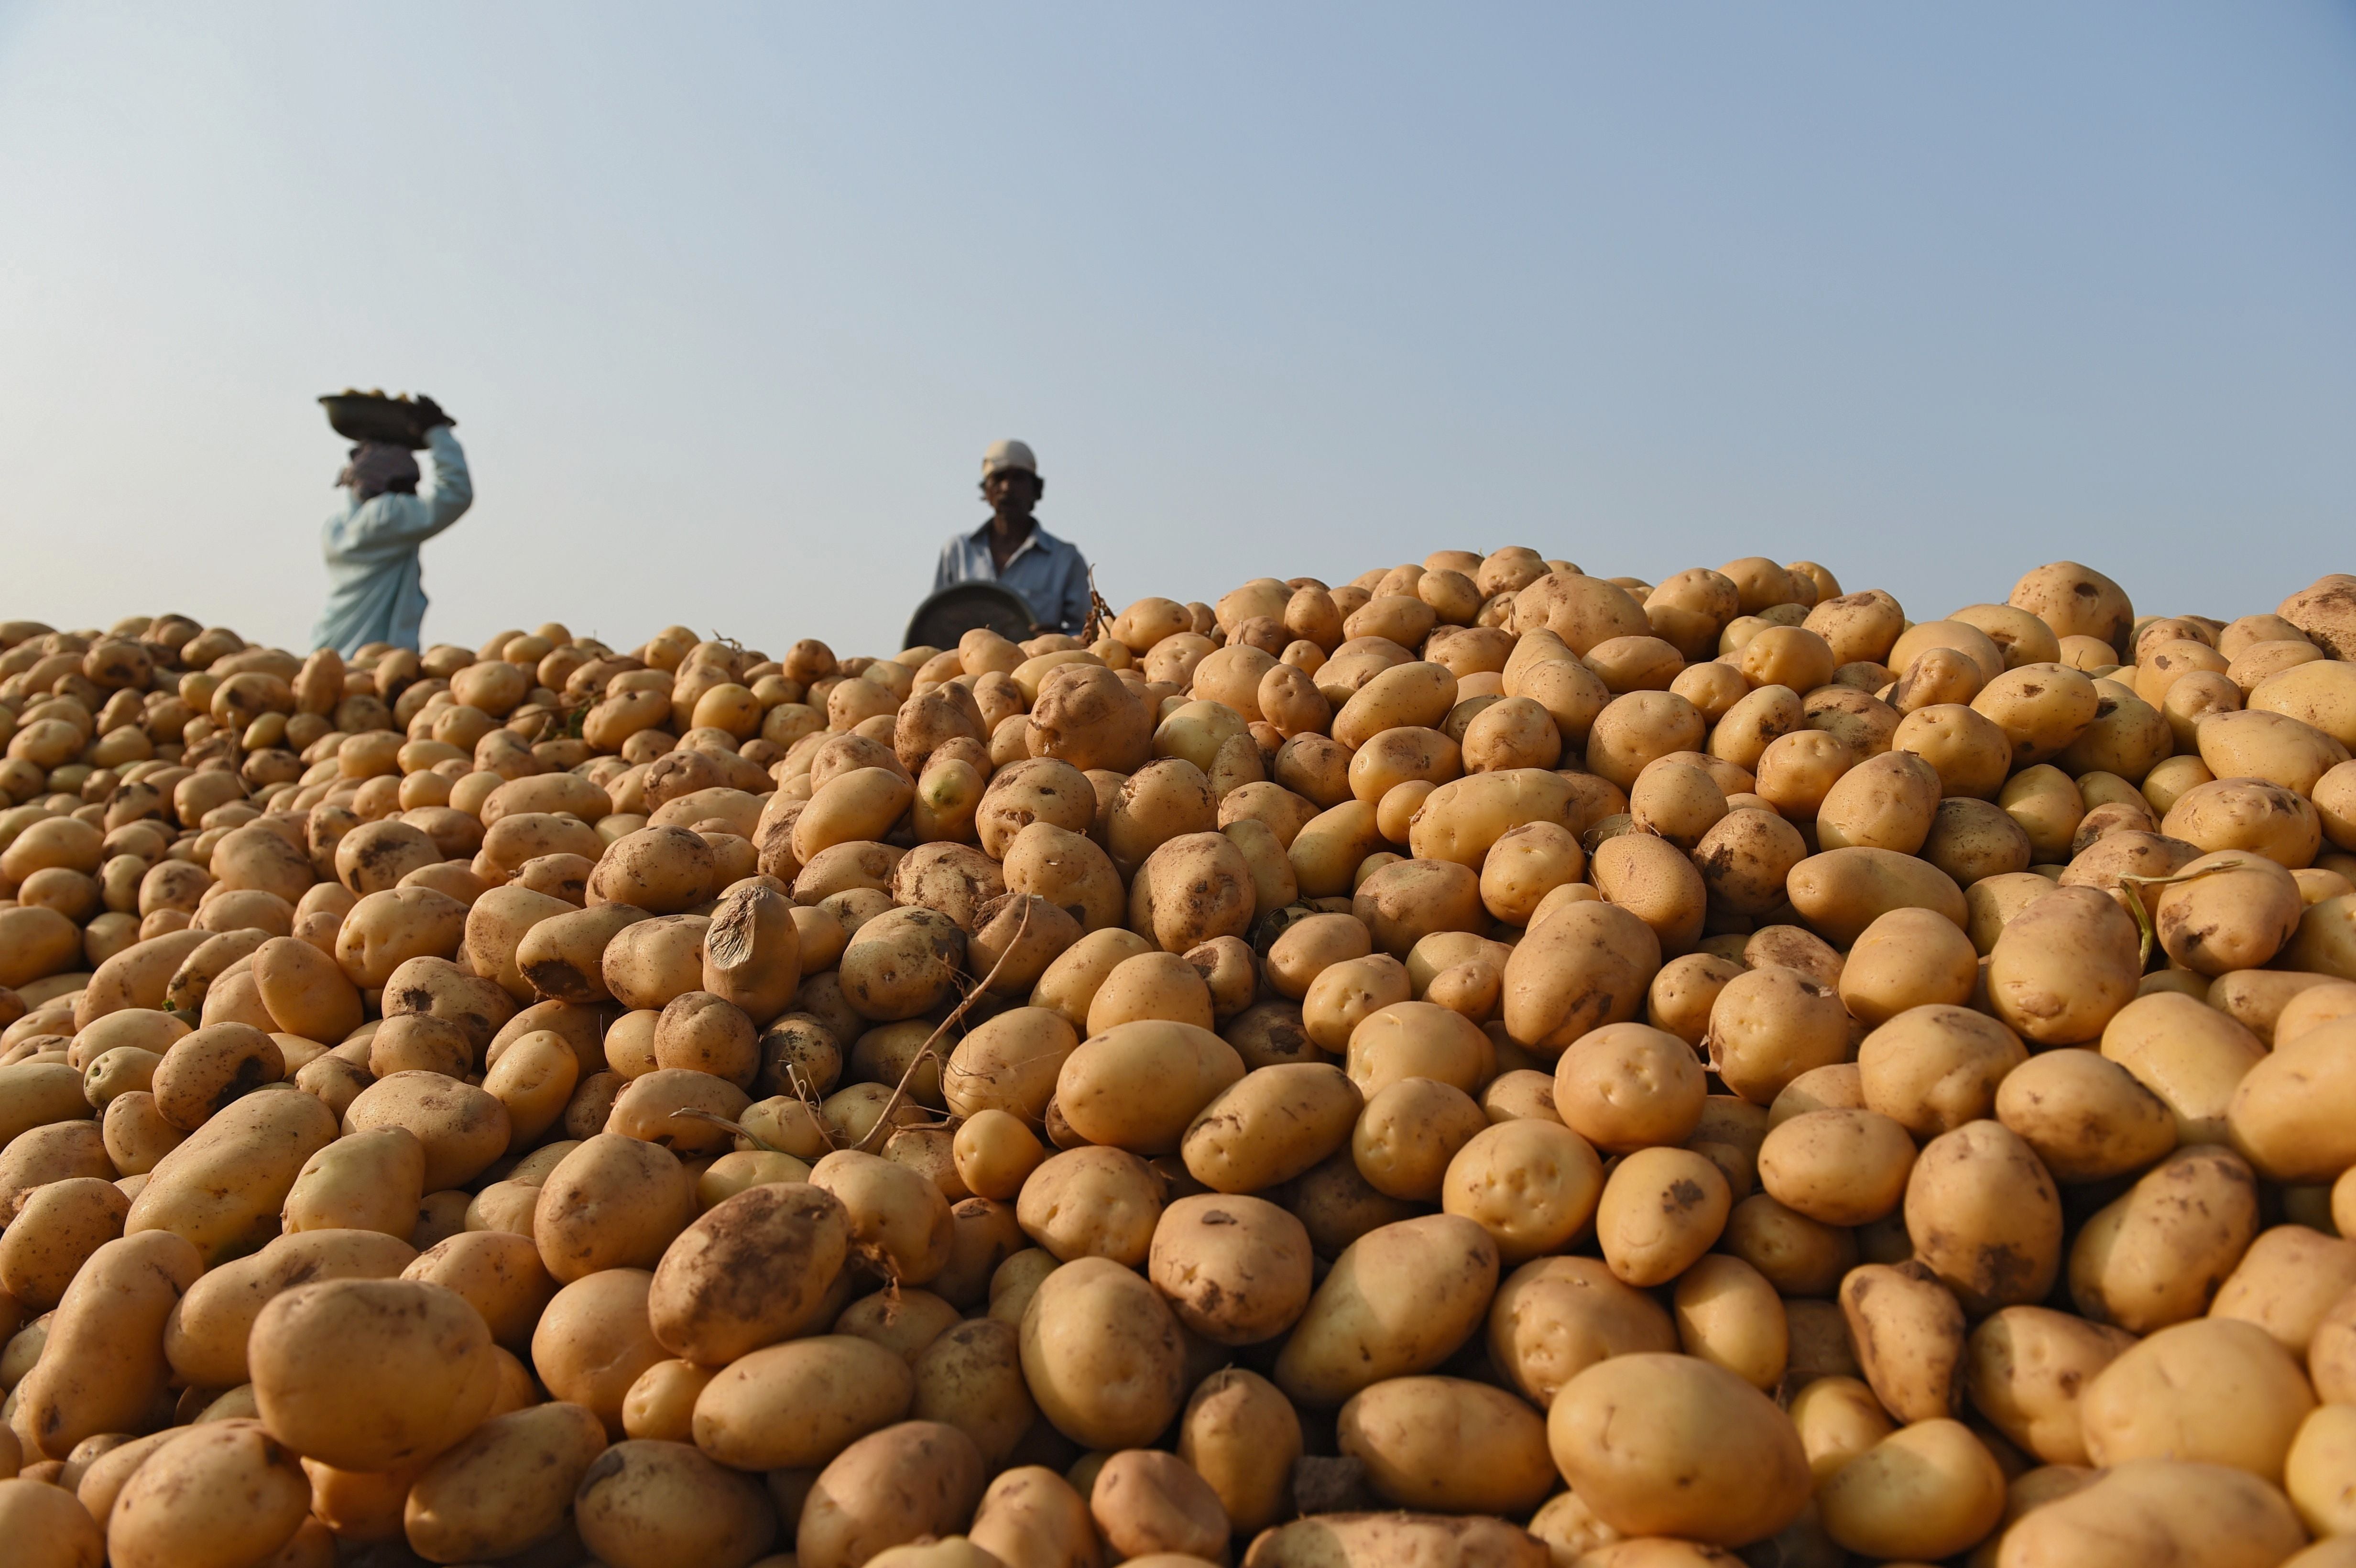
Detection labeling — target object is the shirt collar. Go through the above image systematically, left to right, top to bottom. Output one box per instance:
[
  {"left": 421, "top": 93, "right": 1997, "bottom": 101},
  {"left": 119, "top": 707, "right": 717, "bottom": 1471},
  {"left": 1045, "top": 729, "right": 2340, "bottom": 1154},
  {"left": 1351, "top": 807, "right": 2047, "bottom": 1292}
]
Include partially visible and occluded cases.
[{"left": 967, "top": 518, "right": 1053, "bottom": 564}]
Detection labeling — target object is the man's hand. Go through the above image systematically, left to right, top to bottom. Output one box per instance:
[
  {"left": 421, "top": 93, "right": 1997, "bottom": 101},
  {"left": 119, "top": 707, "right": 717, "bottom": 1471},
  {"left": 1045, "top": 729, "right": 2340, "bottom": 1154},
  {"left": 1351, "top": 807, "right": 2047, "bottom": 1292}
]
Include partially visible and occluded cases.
[{"left": 412, "top": 395, "right": 455, "bottom": 431}]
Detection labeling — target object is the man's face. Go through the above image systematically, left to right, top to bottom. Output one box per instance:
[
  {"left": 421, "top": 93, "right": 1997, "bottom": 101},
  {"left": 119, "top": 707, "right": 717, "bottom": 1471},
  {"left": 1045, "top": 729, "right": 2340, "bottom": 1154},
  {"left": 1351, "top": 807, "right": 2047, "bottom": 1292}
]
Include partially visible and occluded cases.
[{"left": 982, "top": 467, "right": 1040, "bottom": 519}]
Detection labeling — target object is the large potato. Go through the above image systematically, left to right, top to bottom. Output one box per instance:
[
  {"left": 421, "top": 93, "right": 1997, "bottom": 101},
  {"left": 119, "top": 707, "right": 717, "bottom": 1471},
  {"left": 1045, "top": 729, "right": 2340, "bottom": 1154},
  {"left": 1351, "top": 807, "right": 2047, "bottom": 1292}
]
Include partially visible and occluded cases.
[
  {"left": 1785, "top": 846, "right": 1968, "bottom": 947},
  {"left": 1988, "top": 884, "right": 2142, "bottom": 1044},
  {"left": 1500, "top": 901, "right": 1661, "bottom": 1051},
  {"left": 2228, "top": 1016, "right": 2356, "bottom": 1182},
  {"left": 1056, "top": 1019, "right": 1244, "bottom": 1154},
  {"left": 1992, "top": 1046, "right": 2174, "bottom": 1183},
  {"left": 1181, "top": 1061, "right": 1359, "bottom": 1193},
  {"left": 125, "top": 1087, "right": 338, "bottom": 1265},
  {"left": 1441, "top": 1117, "right": 1604, "bottom": 1264},
  {"left": 1903, "top": 1120, "right": 2064, "bottom": 1314},
  {"left": 534, "top": 1132, "right": 697, "bottom": 1282},
  {"left": 2069, "top": 1144, "right": 2259, "bottom": 1332},
  {"left": 649, "top": 1182, "right": 851, "bottom": 1364},
  {"left": 1149, "top": 1192, "right": 1313, "bottom": 1345},
  {"left": 1273, "top": 1213, "right": 1500, "bottom": 1405},
  {"left": 164, "top": 1228, "right": 417, "bottom": 1388},
  {"left": 11, "top": 1229, "right": 202, "bottom": 1459},
  {"left": 1019, "top": 1255, "right": 1188, "bottom": 1448},
  {"left": 250, "top": 1277, "right": 498, "bottom": 1471},
  {"left": 1965, "top": 1304, "right": 2135, "bottom": 1465},
  {"left": 2079, "top": 1316, "right": 2315, "bottom": 1480},
  {"left": 692, "top": 1333, "right": 914, "bottom": 1470},
  {"left": 1546, "top": 1353, "right": 1811, "bottom": 1547},
  {"left": 1337, "top": 1375, "right": 1553, "bottom": 1515},
  {"left": 403, "top": 1400, "right": 610, "bottom": 1563},
  {"left": 1816, "top": 1416, "right": 2005, "bottom": 1562},
  {"left": 105, "top": 1419, "right": 313, "bottom": 1568},
  {"left": 797, "top": 1420, "right": 985, "bottom": 1568},
  {"left": 573, "top": 1438, "right": 777, "bottom": 1568},
  {"left": 1993, "top": 1457, "right": 2305, "bottom": 1568}
]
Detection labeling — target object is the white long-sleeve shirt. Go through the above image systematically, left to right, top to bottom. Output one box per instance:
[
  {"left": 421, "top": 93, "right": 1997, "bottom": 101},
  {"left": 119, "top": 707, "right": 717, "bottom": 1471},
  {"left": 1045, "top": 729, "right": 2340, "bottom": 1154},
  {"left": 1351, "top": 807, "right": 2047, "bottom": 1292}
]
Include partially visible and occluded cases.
[{"left": 312, "top": 425, "right": 472, "bottom": 654}]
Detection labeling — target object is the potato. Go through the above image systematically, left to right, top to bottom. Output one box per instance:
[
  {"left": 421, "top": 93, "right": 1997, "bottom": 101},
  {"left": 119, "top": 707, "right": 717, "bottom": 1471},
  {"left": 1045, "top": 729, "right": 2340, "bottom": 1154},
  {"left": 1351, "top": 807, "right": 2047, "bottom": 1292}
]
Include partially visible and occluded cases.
[
  {"left": 1587, "top": 833, "right": 1706, "bottom": 955},
  {"left": 1785, "top": 846, "right": 1967, "bottom": 947},
  {"left": 1982, "top": 883, "right": 2141, "bottom": 1045},
  {"left": 332, "top": 886, "right": 468, "bottom": 990},
  {"left": 1500, "top": 901, "right": 1661, "bottom": 1050},
  {"left": 1838, "top": 905, "right": 1980, "bottom": 1024},
  {"left": 838, "top": 906, "right": 965, "bottom": 1022},
  {"left": 1086, "top": 950, "right": 1214, "bottom": 1033},
  {"left": 1300, "top": 951, "right": 1412, "bottom": 1052},
  {"left": 381, "top": 954, "right": 516, "bottom": 1053},
  {"left": 1705, "top": 965, "right": 1849, "bottom": 1106},
  {"left": 2099, "top": 989, "right": 2266, "bottom": 1143},
  {"left": 1344, "top": 999, "right": 1491, "bottom": 1099},
  {"left": 942, "top": 1008, "right": 1079, "bottom": 1128},
  {"left": 2228, "top": 1016, "right": 2356, "bottom": 1182},
  {"left": 1056, "top": 1019, "right": 1244, "bottom": 1154},
  {"left": 1549, "top": 1022, "right": 1704, "bottom": 1154},
  {"left": 1992, "top": 1047, "right": 2174, "bottom": 1183},
  {"left": 1181, "top": 1061, "right": 1359, "bottom": 1193},
  {"left": 341, "top": 1070, "right": 510, "bottom": 1189},
  {"left": 123, "top": 1086, "right": 337, "bottom": 1265},
  {"left": 1756, "top": 1109, "right": 1913, "bottom": 1226},
  {"left": 1436, "top": 1116, "right": 1603, "bottom": 1265},
  {"left": 1904, "top": 1120, "right": 2063, "bottom": 1314},
  {"left": 534, "top": 1132, "right": 696, "bottom": 1282},
  {"left": 1014, "top": 1145, "right": 1162, "bottom": 1264},
  {"left": 1593, "top": 1145, "right": 1730, "bottom": 1286},
  {"left": 2069, "top": 1145, "right": 2260, "bottom": 1332},
  {"left": 810, "top": 1148, "right": 956, "bottom": 1285},
  {"left": 650, "top": 1182, "right": 850, "bottom": 1365},
  {"left": 1274, "top": 1213, "right": 1499, "bottom": 1405},
  {"left": 2211, "top": 1225, "right": 2356, "bottom": 1360},
  {"left": 164, "top": 1228, "right": 416, "bottom": 1389},
  {"left": 400, "top": 1228, "right": 556, "bottom": 1353},
  {"left": 11, "top": 1230, "right": 201, "bottom": 1459},
  {"left": 1669, "top": 1253, "right": 1787, "bottom": 1391},
  {"left": 1019, "top": 1255, "right": 1188, "bottom": 1447},
  {"left": 1842, "top": 1261, "right": 1967, "bottom": 1423},
  {"left": 526, "top": 1267, "right": 668, "bottom": 1437},
  {"left": 246, "top": 1277, "right": 495, "bottom": 1471},
  {"left": 1963, "top": 1305, "right": 2135, "bottom": 1466},
  {"left": 2080, "top": 1316, "right": 2314, "bottom": 1480},
  {"left": 690, "top": 1333, "right": 914, "bottom": 1470},
  {"left": 1546, "top": 1353, "right": 1810, "bottom": 1547},
  {"left": 1176, "top": 1368, "right": 1301, "bottom": 1538},
  {"left": 1787, "top": 1374, "right": 1896, "bottom": 1484},
  {"left": 1335, "top": 1375, "right": 1553, "bottom": 1516},
  {"left": 402, "top": 1399, "right": 609, "bottom": 1562},
  {"left": 1816, "top": 1416, "right": 2005, "bottom": 1562},
  {"left": 103, "top": 1418, "right": 312, "bottom": 1568},
  {"left": 797, "top": 1421, "right": 984, "bottom": 1568},
  {"left": 574, "top": 1438, "right": 778, "bottom": 1568},
  {"left": 1088, "top": 1447, "right": 1232, "bottom": 1564},
  {"left": 1994, "top": 1456, "right": 2304, "bottom": 1568},
  {"left": 969, "top": 1466, "right": 1100, "bottom": 1568},
  {"left": 0, "top": 1474, "right": 104, "bottom": 1565},
  {"left": 1243, "top": 1514, "right": 1549, "bottom": 1568}
]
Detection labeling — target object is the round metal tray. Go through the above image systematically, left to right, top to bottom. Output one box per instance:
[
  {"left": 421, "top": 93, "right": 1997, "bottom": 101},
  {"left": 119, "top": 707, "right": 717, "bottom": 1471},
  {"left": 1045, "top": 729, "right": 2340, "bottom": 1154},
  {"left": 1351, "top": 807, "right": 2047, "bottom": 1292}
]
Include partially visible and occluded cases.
[{"left": 904, "top": 582, "right": 1036, "bottom": 651}]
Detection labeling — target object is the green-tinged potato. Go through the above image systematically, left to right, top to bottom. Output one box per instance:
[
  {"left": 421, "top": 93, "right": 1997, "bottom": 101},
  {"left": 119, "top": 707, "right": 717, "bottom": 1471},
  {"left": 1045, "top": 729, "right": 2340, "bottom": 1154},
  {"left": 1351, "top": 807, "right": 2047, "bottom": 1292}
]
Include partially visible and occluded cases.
[
  {"left": 1784, "top": 847, "right": 1967, "bottom": 948},
  {"left": 1987, "top": 885, "right": 2141, "bottom": 1044},
  {"left": 1500, "top": 901, "right": 1661, "bottom": 1051},
  {"left": 1839, "top": 905, "right": 1980, "bottom": 1024},
  {"left": 1706, "top": 965, "right": 1849, "bottom": 1106},
  {"left": 2099, "top": 989, "right": 2266, "bottom": 1143},
  {"left": 2228, "top": 1016, "right": 2356, "bottom": 1182},
  {"left": 1992, "top": 1048, "right": 2174, "bottom": 1183},
  {"left": 1181, "top": 1061, "right": 1359, "bottom": 1193},
  {"left": 125, "top": 1087, "right": 338, "bottom": 1265},
  {"left": 1757, "top": 1109, "right": 1914, "bottom": 1227},
  {"left": 1441, "top": 1117, "right": 1604, "bottom": 1264},
  {"left": 1903, "top": 1120, "right": 2063, "bottom": 1314},
  {"left": 534, "top": 1133, "right": 697, "bottom": 1283},
  {"left": 1594, "top": 1145, "right": 1729, "bottom": 1286},
  {"left": 2069, "top": 1145, "right": 2260, "bottom": 1333},
  {"left": 811, "top": 1149, "right": 955, "bottom": 1285},
  {"left": 650, "top": 1182, "right": 851, "bottom": 1365},
  {"left": 1274, "top": 1214, "right": 1500, "bottom": 1406},
  {"left": 164, "top": 1228, "right": 417, "bottom": 1388},
  {"left": 403, "top": 1229, "right": 557, "bottom": 1352},
  {"left": 11, "top": 1230, "right": 201, "bottom": 1459},
  {"left": 1020, "top": 1255, "right": 1188, "bottom": 1448},
  {"left": 1841, "top": 1261, "right": 1967, "bottom": 1423},
  {"left": 249, "top": 1277, "right": 497, "bottom": 1471},
  {"left": 1965, "top": 1305, "right": 2135, "bottom": 1466},
  {"left": 2079, "top": 1316, "right": 2314, "bottom": 1479},
  {"left": 691, "top": 1334, "right": 914, "bottom": 1470},
  {"left": 1546, "top": 1353, "right": 1811, "bottom": 1547},
  {"left": 1337, "top": 1375, "right": 1553, "bottom": 1516},
  {"left": 402, "top": 1399, "right": 609, "bottom": 1563},
  {"left": 1816, "top": 1416, "right": 2005, "bottom": 1562},
  {"left": 105, "top": 1418, "right": 312, "bottom": 1568},
  {"left": 574, "top": 1438, "right": 778, "bottom": 1568},
  {"left": 1994, "top": 1457, "right": 2304, "bottom": 1568},
  {"left": 1242, "top": 1514, "right": 1550, "bottom": 1568}
]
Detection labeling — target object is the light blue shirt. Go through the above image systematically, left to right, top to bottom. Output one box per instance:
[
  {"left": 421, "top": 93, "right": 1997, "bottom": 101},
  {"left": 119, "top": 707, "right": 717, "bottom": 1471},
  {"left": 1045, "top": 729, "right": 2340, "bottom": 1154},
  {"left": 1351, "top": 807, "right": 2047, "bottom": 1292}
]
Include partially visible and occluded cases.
[
  {"left": 313, "top": 425, "right": 472, "bottom": 655},
  {"left": 932, "top": 519, "right": 1091, "bottom": 635}
]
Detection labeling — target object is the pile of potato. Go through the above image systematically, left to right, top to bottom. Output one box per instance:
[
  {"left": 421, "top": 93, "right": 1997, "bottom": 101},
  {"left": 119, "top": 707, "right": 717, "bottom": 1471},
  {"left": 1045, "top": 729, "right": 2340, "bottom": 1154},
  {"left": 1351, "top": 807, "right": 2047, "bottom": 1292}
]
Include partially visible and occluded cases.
[{"left": 4, "top": 557, "right": 2356, "bottom": 1568}]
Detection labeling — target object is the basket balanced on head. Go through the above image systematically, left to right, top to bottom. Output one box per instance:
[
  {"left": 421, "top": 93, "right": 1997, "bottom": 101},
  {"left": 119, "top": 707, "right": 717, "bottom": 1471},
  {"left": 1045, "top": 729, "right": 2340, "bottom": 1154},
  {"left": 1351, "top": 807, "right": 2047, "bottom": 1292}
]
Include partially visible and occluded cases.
[{"left": 2, "top": 554, "right": 2356, "bottom": 1567}]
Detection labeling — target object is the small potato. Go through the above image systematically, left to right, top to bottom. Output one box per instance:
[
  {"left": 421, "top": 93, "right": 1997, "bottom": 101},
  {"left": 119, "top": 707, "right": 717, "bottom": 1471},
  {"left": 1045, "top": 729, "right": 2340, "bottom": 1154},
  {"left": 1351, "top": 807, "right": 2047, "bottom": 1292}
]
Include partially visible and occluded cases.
[
  {"left": 1692, "top": 808, "right": 1808, "bottom": 917},
  {"left": 1479, "top": 820, "right": 1587, "bottom": 924},
  {"left": 1838, "top": 905, "right": 1979, "bottom": 1024},
  {"left": 1301, "top": 952, "right": 1414, "bottom": 1052},
  {"left": 1858, "top": 1003, "right": 2027, "bottom": 1137},
  {"left": 1551, "top": 1022, "right": 1705, "bottom": 1153},
  {"left": 1992, "top": 1047, "right": 2173, "bottom": 1184},
  {"left": 952, "top": 1109, "right": 1047, "bottom": 1201},
  {"left": 1756, "top": 1109, "right": 1914, "bottom": 1226},
  {"left": 1585, "top": 1114, "right": 1731, "bottom": 1274},
  {"left": 282, "top": 1124, "right": 426, "bottom": 1238},
  {"left": 2069, "top": 1144, "right": 2260, "bottom": 1333},
  {"left": 1016, "top": 1145, "right": 1164, "bottom": 1264},
  {"left": 0, "top": 1177, "right": 129, "bottom": 1312},
  {"left": 1964, "top": 1304, "right": 2135, "bottom": 1466},
  {"left": 1546, "top": 1352, "right": 1811, "bottom": 1547},
  {"left": 1178, "top": 1367, "right": 1302, "bottom": 1536},
  {"left": 1789, "top": 1374, "right": 1897, "bottom": 1483},
  {"left": 1816, "top": 1416, "right": 2006, "bottom": 1562}
]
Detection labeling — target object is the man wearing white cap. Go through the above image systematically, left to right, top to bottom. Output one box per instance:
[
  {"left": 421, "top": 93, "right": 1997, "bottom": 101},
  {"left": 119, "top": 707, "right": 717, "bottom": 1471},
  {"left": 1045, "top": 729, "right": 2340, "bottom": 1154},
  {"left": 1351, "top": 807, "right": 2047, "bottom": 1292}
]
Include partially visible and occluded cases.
[{"left": 931, "top": 439, "right": 1092, "bottom": 635}]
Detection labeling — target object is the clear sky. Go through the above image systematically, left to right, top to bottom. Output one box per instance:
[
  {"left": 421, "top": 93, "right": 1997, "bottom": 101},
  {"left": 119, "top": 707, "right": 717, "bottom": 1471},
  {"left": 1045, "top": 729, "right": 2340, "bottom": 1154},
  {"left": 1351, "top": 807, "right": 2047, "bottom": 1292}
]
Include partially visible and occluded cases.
[{"left": 2, "top": 3, "right": 2351, "bottom": 658}]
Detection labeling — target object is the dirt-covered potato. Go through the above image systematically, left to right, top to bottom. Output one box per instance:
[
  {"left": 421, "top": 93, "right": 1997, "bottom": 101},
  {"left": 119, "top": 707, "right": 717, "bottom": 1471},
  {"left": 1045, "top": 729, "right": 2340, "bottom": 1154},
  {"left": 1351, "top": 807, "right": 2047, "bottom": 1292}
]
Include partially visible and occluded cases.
[
  {"left": 2068, "top": 1144, "right": 2260, "bottom": 1332},
  {"left": 1841, "top": 1260, "right": 1968, "bottom": 1423}
]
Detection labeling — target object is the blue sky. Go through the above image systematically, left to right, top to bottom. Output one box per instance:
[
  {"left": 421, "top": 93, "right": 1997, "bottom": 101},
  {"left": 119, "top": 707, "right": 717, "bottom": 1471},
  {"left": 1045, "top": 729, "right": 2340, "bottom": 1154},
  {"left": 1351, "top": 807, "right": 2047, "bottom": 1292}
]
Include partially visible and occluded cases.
[{"left": 1, "top": 3, "right": 2350, "bottom": 656}]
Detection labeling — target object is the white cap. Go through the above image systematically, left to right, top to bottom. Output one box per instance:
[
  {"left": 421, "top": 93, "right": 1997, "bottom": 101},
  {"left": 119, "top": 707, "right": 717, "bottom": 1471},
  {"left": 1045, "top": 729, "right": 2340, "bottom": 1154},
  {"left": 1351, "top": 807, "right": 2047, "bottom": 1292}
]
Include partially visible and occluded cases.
[{"left": 982, "top": 439, "right": 1037, "bottom": 477}]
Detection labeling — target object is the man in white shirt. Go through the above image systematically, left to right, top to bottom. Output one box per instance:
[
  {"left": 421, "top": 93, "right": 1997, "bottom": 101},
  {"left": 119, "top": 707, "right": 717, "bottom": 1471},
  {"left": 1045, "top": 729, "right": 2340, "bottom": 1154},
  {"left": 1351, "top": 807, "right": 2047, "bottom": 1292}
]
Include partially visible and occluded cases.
[{"left": 931, "top": 439, "right": 1091, "bottom": 635}]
